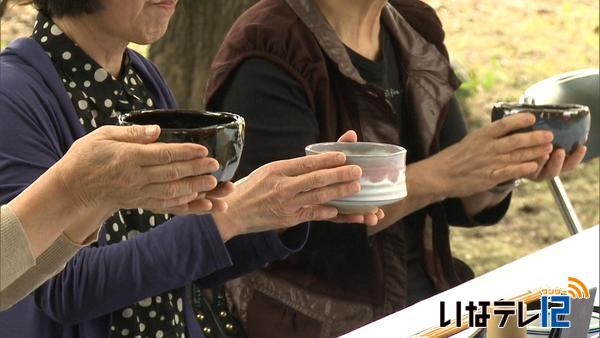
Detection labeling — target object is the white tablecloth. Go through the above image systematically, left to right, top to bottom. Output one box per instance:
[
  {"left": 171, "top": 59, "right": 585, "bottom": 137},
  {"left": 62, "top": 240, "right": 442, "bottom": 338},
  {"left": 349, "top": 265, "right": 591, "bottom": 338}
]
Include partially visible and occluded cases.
[{"left": 342, "top": 225, "right": 599, "bottom": 338}]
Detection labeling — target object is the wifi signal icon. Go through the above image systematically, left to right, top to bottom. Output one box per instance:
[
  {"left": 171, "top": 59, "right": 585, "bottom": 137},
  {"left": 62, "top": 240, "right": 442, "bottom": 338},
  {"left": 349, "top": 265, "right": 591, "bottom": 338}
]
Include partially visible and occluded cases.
[{"left": 567, "top": 277, "right": 590, "bottom": 299}]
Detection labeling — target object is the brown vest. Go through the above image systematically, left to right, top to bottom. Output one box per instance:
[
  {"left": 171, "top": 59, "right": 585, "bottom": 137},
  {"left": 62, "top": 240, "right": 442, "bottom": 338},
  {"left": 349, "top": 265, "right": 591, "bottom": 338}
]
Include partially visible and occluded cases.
[{"left": 205, "top": 1, "right": 471, "bottom": 336}]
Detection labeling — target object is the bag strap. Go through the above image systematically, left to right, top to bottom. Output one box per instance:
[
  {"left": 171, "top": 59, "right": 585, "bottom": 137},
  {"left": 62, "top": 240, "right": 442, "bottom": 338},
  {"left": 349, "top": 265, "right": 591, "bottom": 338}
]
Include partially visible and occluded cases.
[{"left": 191, "top": 284, "right": 247, "bottom": 338}]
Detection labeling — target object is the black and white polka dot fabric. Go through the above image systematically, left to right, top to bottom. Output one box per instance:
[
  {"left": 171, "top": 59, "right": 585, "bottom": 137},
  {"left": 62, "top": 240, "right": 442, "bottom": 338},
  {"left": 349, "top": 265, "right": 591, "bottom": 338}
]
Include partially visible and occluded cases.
[{"left": 33, "top": 13, "right": 187, "bottom": 338}]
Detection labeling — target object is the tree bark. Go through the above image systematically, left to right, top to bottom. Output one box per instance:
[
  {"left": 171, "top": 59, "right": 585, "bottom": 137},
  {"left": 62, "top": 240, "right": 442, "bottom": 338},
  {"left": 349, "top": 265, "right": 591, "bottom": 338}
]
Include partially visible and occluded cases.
[
  {"left": 0, "top": 0, "right": 9, "bottom": 18},
  {"left": 149, "top": 0, "right": 257, "bottom": 109}
]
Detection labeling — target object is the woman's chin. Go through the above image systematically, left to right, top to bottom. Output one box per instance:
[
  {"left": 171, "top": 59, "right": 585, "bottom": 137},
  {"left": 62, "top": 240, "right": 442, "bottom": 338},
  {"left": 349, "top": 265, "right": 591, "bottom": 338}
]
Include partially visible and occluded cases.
[
  {"left": 131, "top": 30, "right": 167, "bottom": 45},
  {"left": 130, "top": 38, "right": 154, "bottom": 45}
]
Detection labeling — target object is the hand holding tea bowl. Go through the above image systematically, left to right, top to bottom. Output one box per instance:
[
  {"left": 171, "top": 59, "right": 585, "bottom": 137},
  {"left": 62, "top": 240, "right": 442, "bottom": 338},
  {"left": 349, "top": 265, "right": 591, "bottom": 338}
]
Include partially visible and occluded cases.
[
  {"left": 491, "top": 102, "right": 588, "bottom": 180},
  {"left": 422, "top": 106, "right": 586, "bottom": 204},
  {"left": 120, "top": 109, "right": 244, "bottom": 213},
  {"left": 120, "top": 109, "right": 245, "bottom": 182},
  {"left": 121, "top": 111, "right": 382, "bottom": 240},
  {"left": 341, "top": 114, "right": 559, "bottom": 233},
  {"left": 305, "top": 141, "right": 407, "bottom": 215},
  {"left": 208, "top": 152, "right": 385, "bottom": 240}
]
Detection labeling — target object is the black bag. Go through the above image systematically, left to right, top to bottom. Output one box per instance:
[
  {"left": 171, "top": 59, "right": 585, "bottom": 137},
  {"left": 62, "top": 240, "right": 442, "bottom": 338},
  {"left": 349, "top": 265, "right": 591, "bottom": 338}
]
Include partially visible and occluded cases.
[{"left": 191, "top": 283, "right": 247, "bottom": 338}]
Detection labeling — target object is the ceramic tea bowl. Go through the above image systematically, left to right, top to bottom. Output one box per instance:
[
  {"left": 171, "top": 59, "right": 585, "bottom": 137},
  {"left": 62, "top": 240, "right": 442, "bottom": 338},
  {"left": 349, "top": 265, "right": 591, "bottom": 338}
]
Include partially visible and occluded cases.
[
  {"left": 491, "top": 103, "right": 590, "bottom": 154},
  {"left": 120, "top": 109, "right": 245, "bottom": 182},
  {"left": 305, "top": 142, "right": 407, "bottom": 214}
]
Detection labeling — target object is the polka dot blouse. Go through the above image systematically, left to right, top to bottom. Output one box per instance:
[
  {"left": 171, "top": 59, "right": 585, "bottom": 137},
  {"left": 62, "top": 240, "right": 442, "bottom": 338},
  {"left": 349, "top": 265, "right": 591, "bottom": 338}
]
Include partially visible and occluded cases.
[{"left": 33, "top": 12, "right": 187, "bottom": 338}]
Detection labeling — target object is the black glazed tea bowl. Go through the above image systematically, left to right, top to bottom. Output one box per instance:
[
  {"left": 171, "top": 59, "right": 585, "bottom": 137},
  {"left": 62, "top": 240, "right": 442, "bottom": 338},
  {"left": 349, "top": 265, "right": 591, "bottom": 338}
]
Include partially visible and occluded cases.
[
  {"left": 491, "top": 103, "right": 590, "bottom": 154},
  {"left": 120, "top": 109, "right": 245, "bottom": 182}
]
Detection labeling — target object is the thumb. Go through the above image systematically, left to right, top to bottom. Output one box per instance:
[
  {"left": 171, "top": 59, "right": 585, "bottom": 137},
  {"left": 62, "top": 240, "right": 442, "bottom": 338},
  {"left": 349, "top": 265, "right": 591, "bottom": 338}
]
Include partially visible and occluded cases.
[
  {"left": 98, "top": 125, "right": 161, "bottom": 144},
  {"left": 337, "top": 130, "right": 358, "bottom": 143}
]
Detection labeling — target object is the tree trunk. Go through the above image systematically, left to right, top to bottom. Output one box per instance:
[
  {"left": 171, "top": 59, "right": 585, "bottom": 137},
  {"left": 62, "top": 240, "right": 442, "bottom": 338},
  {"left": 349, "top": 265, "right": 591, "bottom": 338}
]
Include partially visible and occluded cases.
[
  {"left": 0, "top": 0, "right": 9, "bottom": 18},
  {"left": 149, "top": 0, "right": 257, "bottom": 109}
]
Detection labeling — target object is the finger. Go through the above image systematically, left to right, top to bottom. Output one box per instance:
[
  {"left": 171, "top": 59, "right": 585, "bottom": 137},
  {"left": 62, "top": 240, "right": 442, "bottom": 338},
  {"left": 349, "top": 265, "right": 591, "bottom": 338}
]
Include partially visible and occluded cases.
[
  {"left": 487, "top": 113, "right": 536, "bottom": 138},
  {"left": 96, "top": 125, "right": 161, "bottom": 144},
  {"left": 337, "top": 130, "right": 358, "bottom": 143},
  {"left": 494, "top": 130, "right": 553, "bottom": 153},
  {"left": 135, "top": 143, "right": 208, "bottom": 166},
  {"left": 501, "top": 143, "right": 553, "bottom": 164},
  {"left": 562, "top": 145, "right": 586, "bottom": 172},
  {"left": 536, "top": 149, "right": 566, "bottom": 180},
  {"left": 277, "top": 152, "right": 347, "bottom": 176},
  {"left": 524, "top": 154, "right": 550, "bottom": 181},
  {"left": 143, "top": 157, "right": 219, "bottom": 183},
  {"left": 490, "top": 161, "right": 539, "bottom": 183},
  {"left": 288, "top": 165, "right": 362, "bottom": 194},
  {"left": 141, "top": 175, "right": 218, "bottom": 199},
  {"left": 293, "top": 181, "right": 361, "bottom": 207},
  {"left": 206, "top": 182, "right": 235, "bottom": 199},
  {"left": 142, "top": 192, "right": 198, "bottom": 212},
  {"left": 206, "top": 197, "right": 228, "bottom": 213},
  {"left": 158, "top": 198, "right": 214, "bottom": 215},
  {"left": 185, "top": 198, "right": 214, "bottom": 213},
  {"left": 295, "top": 205, "right": 339, "bottom": 223},
  {"left": 329, "top": 208, "right": 384, "bottom": 224},
  {"left": 376, "top": 208, "right": 385, "bottom": 220},
  {"left": 356, "top": 209, "right": 384, "bottom": 225},
  {"left": 328, "top": 210, "right": 382, "bottom": 226},
  {"left": 361, "top": 213, "right": 379, "bottom": 226},
  {"left": 329, "top": 214, "right": 366, "bottom": 224}
]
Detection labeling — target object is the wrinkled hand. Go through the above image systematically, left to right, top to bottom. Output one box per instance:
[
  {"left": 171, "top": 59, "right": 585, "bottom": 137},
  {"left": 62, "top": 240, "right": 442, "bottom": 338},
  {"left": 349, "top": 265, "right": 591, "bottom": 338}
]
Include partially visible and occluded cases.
[
  {"left": 426, "top": 113, "right": 554, "bottom": 198},
  {"left": 54, "top": 125, "right": 226, "bottom": 215},
  {"left": 524, "top": 145, "right": 586, "bottom": 181},
  {"left": 212, "top": 152, "right": 375, "bottom": 241}
]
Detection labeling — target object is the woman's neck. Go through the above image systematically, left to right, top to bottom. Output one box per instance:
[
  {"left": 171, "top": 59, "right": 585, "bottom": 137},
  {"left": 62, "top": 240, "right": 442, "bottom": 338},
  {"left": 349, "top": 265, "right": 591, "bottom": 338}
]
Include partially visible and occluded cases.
[
  {"left": 313, "top": 0, "right": 387, "bottom": 61},
  {"left": 53, "top": 15, "right": 128, "bottom": 78}
]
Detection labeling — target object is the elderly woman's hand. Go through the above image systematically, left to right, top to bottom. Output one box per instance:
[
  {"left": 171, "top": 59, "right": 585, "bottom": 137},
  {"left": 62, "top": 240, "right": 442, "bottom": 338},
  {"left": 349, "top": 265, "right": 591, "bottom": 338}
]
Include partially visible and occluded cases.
[
  {"left": 424, "top": 113, "right": 555, "bottom": 198},
  {"left": 55, "top": 125, "right": 226, "bottom": 216},
  {"left": 523, "top": 145, "right": 587, "bottom": 181},
  {"left": 211, "top": 152, "right": 381, "bottom": 241}
]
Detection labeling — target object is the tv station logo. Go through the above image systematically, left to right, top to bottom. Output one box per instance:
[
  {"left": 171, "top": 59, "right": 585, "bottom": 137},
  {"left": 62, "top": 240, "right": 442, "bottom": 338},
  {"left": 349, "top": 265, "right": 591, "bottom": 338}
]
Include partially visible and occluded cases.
[
  {"left": 439, "top": 277, "right": 591, "bottom": 329},
  {"left": 539, "top": 277, "right": 590, "bottom": 328}
]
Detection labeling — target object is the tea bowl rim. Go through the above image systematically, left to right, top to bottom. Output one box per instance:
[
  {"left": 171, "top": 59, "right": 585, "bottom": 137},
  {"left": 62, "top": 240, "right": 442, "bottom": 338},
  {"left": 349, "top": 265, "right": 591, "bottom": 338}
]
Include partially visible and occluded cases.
[
  {"left": 493, "top": 102, "right": 590, "bottom": 117},
  {"left": 119, "top": 109, "right": 245, "bottom": 132},
  {"left": 305, "top": 141, "right": 407, "bottom": 158}
]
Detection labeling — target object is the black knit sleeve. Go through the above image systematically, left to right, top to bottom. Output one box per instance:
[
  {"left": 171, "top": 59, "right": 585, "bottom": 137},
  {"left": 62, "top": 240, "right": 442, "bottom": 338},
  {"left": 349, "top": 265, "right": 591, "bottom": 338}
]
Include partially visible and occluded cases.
[
  {"left": 216, "top": 57, "right": 370, "bottom": 250},
  {"left": 440, "top": 96, "right": 511, "bottom": 226}
]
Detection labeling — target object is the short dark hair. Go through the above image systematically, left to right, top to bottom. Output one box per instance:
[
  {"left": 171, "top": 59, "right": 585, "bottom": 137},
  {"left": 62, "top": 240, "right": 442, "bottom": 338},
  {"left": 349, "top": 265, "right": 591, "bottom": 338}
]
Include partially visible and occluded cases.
[{"left": 20, "top": 0, "right": 103, "bottom": 17}]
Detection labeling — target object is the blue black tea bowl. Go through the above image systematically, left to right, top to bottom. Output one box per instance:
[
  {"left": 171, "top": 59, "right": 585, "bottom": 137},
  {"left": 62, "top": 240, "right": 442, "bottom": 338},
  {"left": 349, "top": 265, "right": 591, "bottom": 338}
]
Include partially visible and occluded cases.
[{"left": 491, "top": 103, "right": 590, "bottom": 154}]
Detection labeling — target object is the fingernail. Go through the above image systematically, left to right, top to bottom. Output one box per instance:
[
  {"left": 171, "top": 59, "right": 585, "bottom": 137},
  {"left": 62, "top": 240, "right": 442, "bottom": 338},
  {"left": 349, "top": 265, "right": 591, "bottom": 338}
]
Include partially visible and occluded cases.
[
  {"left": 145, "top": 125, "right": 159, "bottom": 137},
  {"left": 545, "top": 132, "right": 554, "bottom": 141},
  {"left": 336, "top": 153, "right": 345, "bottom": 163},
  {"left": 211, "top": 160, "right": 220, "bottom": 171},
  {"left": 351, "top": 166, "right": 362, "bottom": 177},
  {"left": 185, "top": 193, "right": 198, "bottom": 202},
  {"left": 326, "top": 208, "right": 338, "bottom": 218}
]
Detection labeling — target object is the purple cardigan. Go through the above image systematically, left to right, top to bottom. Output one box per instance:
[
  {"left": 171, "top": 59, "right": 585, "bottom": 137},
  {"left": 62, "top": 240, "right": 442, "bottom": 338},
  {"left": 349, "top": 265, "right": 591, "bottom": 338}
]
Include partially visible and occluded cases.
[{"left": 0, "top": 38, "right": 308, "bottom": 338}]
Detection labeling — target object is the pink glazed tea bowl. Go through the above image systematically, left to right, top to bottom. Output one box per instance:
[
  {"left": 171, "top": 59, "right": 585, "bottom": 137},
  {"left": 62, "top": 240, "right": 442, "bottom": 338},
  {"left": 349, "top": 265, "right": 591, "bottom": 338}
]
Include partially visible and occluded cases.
[{"left": 305, "top": 142, "right": 407, "bottom": 214}]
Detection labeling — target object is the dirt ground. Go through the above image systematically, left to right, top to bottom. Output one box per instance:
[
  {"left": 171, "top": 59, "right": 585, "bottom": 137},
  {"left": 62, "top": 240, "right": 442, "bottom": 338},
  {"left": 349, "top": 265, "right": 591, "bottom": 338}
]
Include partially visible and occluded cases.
[{"left": 1, "top": 1, "right": 599, "bottom": 276}]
